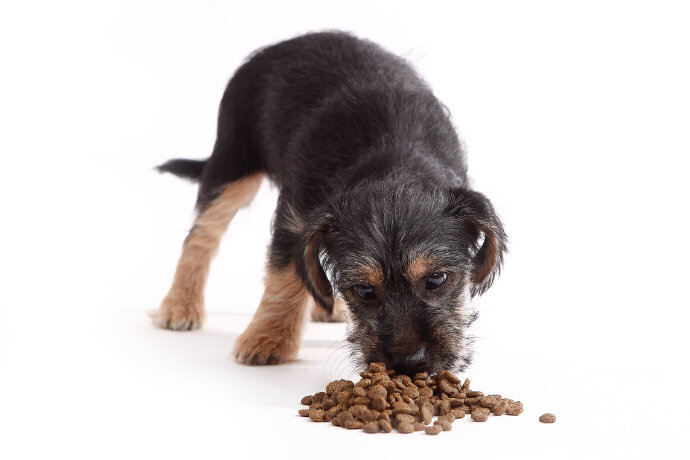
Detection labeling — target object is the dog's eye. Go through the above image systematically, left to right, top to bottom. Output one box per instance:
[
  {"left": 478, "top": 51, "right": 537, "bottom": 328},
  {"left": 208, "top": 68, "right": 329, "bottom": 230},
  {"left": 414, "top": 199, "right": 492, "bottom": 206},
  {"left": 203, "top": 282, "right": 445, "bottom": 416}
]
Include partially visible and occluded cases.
[
  {"left": 426, "top": 272, "right": 447, "bottom": 290},
  {"left": 353, "top": 285, "right": 376, "bottom": 301}
]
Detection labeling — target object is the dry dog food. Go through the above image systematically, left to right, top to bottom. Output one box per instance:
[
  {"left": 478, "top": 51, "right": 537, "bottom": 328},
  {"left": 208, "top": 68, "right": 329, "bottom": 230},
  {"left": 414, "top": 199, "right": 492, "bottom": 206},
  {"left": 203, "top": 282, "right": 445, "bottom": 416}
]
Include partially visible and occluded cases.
[
  {"left": 299, "top": 362, "right": 524, "bottom": 435},
  {"left": 539, "top": 413, "right": 556, "bottom": 423}
]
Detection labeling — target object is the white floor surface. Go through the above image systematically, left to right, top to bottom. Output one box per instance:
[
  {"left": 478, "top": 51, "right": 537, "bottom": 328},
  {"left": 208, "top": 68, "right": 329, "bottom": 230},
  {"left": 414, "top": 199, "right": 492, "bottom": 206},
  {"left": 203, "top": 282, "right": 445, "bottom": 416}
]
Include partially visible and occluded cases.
[{"left": 3, "top": 308, "right": 686, "bottom": 460}]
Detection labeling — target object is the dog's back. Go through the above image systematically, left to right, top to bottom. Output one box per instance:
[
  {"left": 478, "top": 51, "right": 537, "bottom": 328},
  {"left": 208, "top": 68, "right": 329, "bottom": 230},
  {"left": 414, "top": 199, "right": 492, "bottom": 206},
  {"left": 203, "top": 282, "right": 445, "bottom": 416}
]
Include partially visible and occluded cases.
[{"left": 161, "top": 32, "right": 467, "bottom": 211}]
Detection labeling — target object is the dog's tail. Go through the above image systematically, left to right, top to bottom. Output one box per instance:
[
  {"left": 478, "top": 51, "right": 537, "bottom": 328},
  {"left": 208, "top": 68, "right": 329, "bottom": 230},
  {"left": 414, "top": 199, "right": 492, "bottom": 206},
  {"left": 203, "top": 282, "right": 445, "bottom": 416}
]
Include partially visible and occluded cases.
[{"left": 156, "top": 158, "right": 206, "bottom": 182}]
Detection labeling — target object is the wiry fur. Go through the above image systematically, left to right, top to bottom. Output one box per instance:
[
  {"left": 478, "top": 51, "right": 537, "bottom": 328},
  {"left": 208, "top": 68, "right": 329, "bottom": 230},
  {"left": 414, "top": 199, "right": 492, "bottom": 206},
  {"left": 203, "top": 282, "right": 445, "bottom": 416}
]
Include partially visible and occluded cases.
[{"left": 156, "top": 31, "right": 507, "bottom": 372}]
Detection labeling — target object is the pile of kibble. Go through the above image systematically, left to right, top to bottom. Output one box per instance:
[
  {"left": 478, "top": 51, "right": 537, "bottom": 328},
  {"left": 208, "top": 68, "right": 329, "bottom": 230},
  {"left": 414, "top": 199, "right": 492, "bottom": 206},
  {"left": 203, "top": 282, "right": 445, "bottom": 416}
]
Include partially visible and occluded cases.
[{"left": 298, "top": 362, "right": 525, "bottom": 435}]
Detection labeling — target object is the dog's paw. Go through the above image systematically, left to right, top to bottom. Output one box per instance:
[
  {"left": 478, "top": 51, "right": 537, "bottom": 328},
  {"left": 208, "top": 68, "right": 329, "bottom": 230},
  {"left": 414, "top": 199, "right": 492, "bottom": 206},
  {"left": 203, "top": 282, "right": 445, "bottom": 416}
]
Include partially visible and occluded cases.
[
  {"left": 150, "top": 297, "right": 204, "bottom": 331},
  {"left": 233, "top": 328, "right": 297, "bottom": 365}
]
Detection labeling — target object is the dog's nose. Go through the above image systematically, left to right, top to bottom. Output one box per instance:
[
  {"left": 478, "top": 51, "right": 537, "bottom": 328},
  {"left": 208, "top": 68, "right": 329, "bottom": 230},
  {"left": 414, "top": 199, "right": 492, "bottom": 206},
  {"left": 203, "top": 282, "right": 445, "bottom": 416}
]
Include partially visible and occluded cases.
[{"left": 387, "top": 347, "right": 427, "bottom": 375}]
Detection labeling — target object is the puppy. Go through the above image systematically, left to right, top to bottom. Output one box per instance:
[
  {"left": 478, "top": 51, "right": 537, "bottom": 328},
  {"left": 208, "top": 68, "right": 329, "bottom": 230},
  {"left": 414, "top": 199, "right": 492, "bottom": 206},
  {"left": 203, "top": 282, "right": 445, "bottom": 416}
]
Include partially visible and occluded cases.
[{"left": 154, "top": 31, "right": 507, "bottom": 374}]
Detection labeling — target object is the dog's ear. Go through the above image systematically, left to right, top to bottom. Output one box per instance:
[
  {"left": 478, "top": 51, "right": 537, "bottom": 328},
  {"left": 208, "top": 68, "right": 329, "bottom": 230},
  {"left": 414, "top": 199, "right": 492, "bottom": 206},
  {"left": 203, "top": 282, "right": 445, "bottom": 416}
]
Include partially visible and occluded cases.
[
  {"left": 448, "top": 188, "right": 507, "bottom": 296},
  {"left": 296, "top": 211, "right": 334, "bottom": 313}
]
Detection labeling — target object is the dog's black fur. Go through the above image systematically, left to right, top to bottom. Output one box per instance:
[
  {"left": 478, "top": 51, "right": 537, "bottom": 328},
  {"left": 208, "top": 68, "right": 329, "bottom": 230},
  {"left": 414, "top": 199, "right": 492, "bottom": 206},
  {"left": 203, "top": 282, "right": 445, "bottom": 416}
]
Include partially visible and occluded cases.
[{"left": 159, "top": 32, "right": 507, "bottom": 374}]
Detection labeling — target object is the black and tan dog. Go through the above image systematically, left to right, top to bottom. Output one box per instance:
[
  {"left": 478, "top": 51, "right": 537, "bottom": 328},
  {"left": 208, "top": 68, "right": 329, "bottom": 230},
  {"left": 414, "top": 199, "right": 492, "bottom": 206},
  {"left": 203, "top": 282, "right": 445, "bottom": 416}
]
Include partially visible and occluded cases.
[{"left": 153, "top": 32, "right": 506, "bottom": 375}]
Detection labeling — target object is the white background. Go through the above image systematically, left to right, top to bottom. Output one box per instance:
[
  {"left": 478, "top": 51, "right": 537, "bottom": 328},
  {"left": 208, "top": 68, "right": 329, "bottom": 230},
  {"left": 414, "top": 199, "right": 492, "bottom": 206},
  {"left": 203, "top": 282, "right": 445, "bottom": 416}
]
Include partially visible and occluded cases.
[{"left": 1, "top": 1, "right": 689, "bottom": 459}]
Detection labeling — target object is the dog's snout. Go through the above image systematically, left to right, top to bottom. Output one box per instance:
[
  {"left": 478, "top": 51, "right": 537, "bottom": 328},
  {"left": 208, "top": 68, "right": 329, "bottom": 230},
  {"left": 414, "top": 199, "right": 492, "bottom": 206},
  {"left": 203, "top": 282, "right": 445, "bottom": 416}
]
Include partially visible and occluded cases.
[{"left": 387, "top": 347, "right": 427, "bottom": 375}]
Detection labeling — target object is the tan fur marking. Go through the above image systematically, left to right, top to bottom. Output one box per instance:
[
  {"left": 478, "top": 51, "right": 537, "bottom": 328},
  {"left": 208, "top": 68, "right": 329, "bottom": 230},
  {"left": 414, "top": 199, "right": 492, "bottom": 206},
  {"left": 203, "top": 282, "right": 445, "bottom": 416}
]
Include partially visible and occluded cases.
[
  {"left": 152, "top": 172, "right": 264, "bottom": 330},
  {"left": 407, "top": 256, "right": 432, "bottom": 281},
  {"left": 234, "top": 263, "right": 311, "bottom": 364},
  {"left": 354, "top": 264, "right": 384, "bottom": 286},
  {"left": 311, "top": 296, "right": 348, "bottom": 322}
]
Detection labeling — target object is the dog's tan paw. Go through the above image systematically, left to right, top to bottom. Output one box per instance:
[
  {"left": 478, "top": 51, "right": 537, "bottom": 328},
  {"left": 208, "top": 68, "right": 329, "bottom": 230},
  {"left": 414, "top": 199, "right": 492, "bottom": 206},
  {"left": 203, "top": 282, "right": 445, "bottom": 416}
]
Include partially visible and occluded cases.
[
  {"left": 151, "top": 297, "right": 204, "bottom": 331},
  {"left": 233, "top": 329, "right": 297, "bottom": 365}
]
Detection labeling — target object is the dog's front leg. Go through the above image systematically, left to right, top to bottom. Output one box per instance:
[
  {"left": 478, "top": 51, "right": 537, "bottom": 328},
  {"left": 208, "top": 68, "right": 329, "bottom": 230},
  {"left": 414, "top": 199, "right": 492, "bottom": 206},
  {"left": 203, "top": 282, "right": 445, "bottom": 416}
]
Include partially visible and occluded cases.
[{"left": 234, "top": 262, "right": 310, "bottom": 365}]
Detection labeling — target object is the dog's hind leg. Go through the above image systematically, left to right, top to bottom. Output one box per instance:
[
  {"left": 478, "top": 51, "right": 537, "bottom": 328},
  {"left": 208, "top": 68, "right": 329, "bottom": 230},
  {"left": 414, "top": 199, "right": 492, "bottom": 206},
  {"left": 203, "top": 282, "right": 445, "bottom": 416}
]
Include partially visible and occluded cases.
[{"left": 152, "top": 172, "right": 264, "bottom": 331}]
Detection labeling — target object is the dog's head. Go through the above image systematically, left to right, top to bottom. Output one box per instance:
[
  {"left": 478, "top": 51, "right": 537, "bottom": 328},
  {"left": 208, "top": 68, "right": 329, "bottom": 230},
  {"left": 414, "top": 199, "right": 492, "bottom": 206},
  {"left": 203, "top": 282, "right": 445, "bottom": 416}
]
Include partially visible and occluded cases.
[{"left": 296, "top": 178, "right": 506, "bottom": 374}]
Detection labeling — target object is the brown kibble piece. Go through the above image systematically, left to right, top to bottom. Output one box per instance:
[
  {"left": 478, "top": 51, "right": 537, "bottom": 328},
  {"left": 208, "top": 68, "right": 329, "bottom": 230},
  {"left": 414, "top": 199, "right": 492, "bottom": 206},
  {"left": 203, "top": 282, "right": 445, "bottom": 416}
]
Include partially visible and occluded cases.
[
  {"left": 299, "top": 362, "right": 524, "bottom": 434},
  {"left": 369, "top": 362, "right": 386, "bottom": 373},
  {"left": 444, "top": 371, "right": 461, "bottom": 384},
  {"left": 371, "top": 372, "right": 390, "bottom": 384},
  {"left": 356, "top": 378, "right": 372, "bottom": 388},
  {"left": 326, "top": 379, "right": 354, "bottom": 395},
  {"left": 439, "top": 379, "right": 457, "bottom": 396},
  {"left": 383, "top": 380, "right": 397, "bottom": 393},
  {"left": 367, "top": 384, "right": 387, "bottom": 399},
  {"left": 402, "top": 386, "right": 420, "bottom": 399},
  {"left": 419, "top": 387, "right": 433, "bottom": 398},
  {"left": 335, "top": 389, "right": 352, "bottom": 404},
  {"left": 480, "top": 394, "right": 502, "bottom": 408},
  {"left": 353, "top": 396, "right": 372, "bottom": 406},
  {"left": 464, "top": 396, "right": 482, "bottom": 405},
  {"left": 370, "top": 397, "right": 388, "bottom": 412},
  {"left": 323, "top": 398, "right": 337, "bottom": 410},
  {"left": 448, "top": 398, "right": 463, "bottom": 408},
  {"left": 439, "top": 399, "right": 451, "bottom": 415},
  {"left": 492, "top": 400, "right": 509, "bottom": 416},
  {"left": 391, "top": 401, "right": 412, "bottom": 414},
  {"left": 506, "top": 401, "right": 524, "bottom": 416},
  {"left": 352, "top": 404, "right": 376, "bottom": 422},
  {"left": 421, "top": 404, "right": 433, "bottom": 425},
  {"left": 325, "top": 406, "right": 341, "bottom": 421},
  {"left": 450, "top": 407, "right": 466, "bottom": 419},
  {"left": 471, "top": 407, "right": 490, "bottom": 422},
  {"left": 309, "top": 408, "right": 326, "bottom": 422},
  {"left": 336, "top": 411, "right": 354, "bottom": 426},
  {"left": 395, "top": 413, "right": 416, "bottom": 424},
  {"left": 539, "top": 413, "right": 556, "bottom": 423},
  {"left": 438, "top": 414, "right": 455, "bottom": 424},
  {"left": 379, "top": 419, "right": 393, "bottom": 433},
  {"left": 435, "top": 419, "right": 452, "bottom": 431},
  {"left": 344, "top": 420, "right": 364, "bottom": 429},
  {"left": 363, "top": 421, "right": 380, "bottom": 433},
  {"left": 397, "top": 421, "right": 415, "bottom": 434},
  {"left": 425, "top": 424, "right": 443, "bottom": 435}
]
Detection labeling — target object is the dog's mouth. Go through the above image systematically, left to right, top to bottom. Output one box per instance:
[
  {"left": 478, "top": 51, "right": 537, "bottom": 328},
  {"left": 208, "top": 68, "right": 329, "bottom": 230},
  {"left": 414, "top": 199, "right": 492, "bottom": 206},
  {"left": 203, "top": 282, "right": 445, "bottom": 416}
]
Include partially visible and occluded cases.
[
  {"left": 347, "top": 320, "right": 470, "bottom": 375},
  {"left": 358, "top": 345, "right": 448, "bottom": 375}
]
